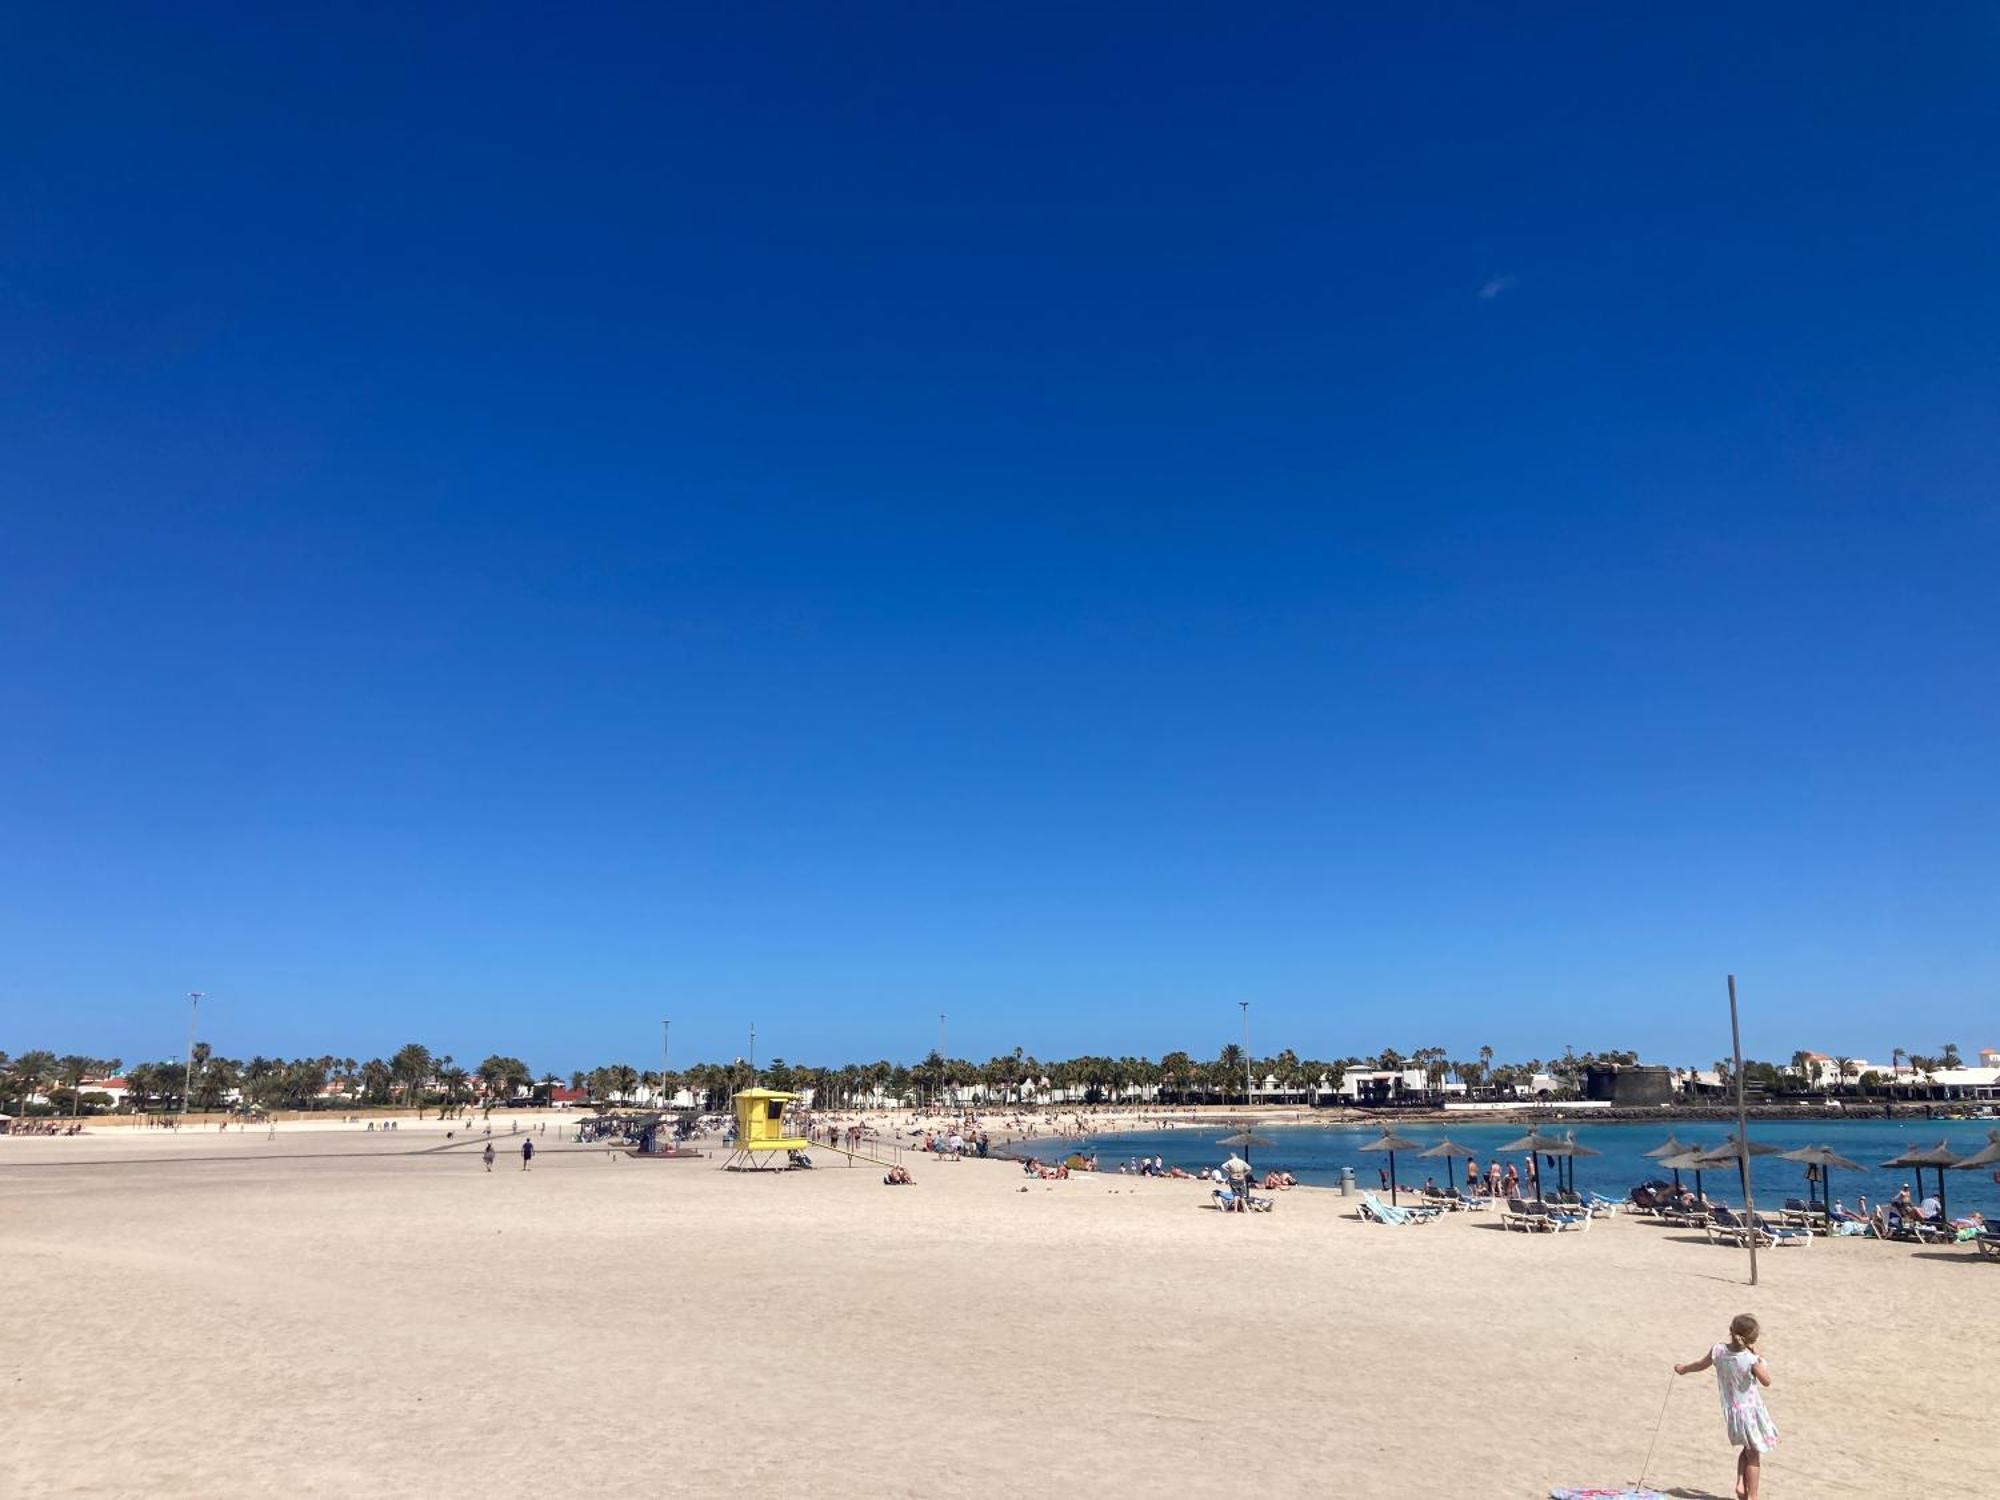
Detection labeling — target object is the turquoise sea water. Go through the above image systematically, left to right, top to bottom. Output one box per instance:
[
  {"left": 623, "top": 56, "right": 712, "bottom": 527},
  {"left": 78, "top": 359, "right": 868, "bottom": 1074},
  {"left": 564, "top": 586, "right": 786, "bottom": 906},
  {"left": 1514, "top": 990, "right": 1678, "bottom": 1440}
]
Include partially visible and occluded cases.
[{"left": 1031, "top": 1117, "right": 2000, "bottom": 1219}]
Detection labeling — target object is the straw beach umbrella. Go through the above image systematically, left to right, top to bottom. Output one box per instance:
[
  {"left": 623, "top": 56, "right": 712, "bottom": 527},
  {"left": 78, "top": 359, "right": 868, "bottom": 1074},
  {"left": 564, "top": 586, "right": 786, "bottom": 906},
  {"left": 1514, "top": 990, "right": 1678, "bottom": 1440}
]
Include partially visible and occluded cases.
[
  {"left": 1497, "top": 1128, "right": 1568, "bottom": 1200},
  {"left": 1354, "top": 1129, "right": 1422, "bottom": 1206},
  {"left": 1215, "top": 1130, "right": 1277, "bottom": 1173},
  {"left": 1948, "top": 1130, "right": 2000, "bottom": 1173},
  {"left": 1560, "top": 1132, "right": 1602, "bottom": 1198},
  {"left": 1707, "top": 1132, "right": 1785, "bottom": 1161},
  {"left": 1949, "top": 1132, "right": 2000, "bottom": 1222},
  {"left": 1696, "top": 1133, "right": 1784, "bottom": 1208},
  {"left": 1647, "top": 1134, "right": 1690, "bottom": 1191},
  {"left": 1418, "top": 1136, "right": 1480, "bottom": 1195},
  {"left": 1881, "top": 1140, "right": 1963, "bottom": 1222},
  {"left": 1775, "top": 1144, "right": 1863, "bottom": 1221},
  {"left": 1657, "top": 1148, "right": 1714, "bottom": 1204}
]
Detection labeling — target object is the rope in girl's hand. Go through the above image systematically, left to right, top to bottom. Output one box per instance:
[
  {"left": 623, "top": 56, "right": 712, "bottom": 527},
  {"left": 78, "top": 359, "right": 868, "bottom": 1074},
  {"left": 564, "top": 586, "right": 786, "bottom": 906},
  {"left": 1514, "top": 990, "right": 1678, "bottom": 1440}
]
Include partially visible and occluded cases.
[{"left": 1636, "top": 1368, "right": 1676, "bottom": 1490}]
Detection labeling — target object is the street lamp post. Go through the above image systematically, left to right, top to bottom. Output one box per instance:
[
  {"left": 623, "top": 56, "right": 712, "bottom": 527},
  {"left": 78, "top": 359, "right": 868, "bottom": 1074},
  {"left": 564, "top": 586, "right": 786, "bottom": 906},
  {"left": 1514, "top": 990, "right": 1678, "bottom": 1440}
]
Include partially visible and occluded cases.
[
  {"left": 183, "top": 992, "right": 203, "bottom": 1115},
  {"left": 938, "top": 1013, "right": 947, "bottom": 1111},
  {"left": 661, "top": 1019, "right": 671, "bottom": 1110}
]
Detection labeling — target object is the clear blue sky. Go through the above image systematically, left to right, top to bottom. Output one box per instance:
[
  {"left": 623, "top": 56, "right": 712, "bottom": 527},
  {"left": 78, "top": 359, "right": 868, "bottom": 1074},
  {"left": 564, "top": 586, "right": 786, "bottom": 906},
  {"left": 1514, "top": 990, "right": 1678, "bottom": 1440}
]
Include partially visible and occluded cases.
[{"left": 4, "top": 5, "right": 1996, "bottom": 1074}]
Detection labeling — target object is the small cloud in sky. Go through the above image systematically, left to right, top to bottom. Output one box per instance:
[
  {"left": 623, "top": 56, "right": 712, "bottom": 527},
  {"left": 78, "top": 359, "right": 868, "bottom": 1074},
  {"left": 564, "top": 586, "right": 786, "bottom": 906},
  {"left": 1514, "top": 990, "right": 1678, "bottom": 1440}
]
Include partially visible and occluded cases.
[{"left": 1477, "top": 274, "right": 1517, "bottom": 300}]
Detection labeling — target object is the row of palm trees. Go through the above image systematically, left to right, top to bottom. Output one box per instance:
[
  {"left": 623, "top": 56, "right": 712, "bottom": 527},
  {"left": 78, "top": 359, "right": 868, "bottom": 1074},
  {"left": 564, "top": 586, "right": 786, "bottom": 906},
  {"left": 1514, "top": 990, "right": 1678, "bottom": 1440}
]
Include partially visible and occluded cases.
[
  {"left": 11, "top": 1036, "right": 1978, "bottom": 1118},
  {"left": 3, "top": 1039, "right": 1719, "bottom": 1116},
  {"left": 0, "top": 1045, "right": 547, "bottom": 1117},
  {"left": 0, "top": 1051, "right": 122, "bottom": 1117}
]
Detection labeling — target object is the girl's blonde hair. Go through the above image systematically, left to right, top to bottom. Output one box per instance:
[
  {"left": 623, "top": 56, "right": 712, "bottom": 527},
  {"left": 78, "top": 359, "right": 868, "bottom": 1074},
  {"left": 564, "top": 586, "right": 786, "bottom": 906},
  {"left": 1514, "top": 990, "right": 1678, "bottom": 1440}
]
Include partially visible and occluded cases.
[{"left": 1729, "top": 1313, "right": 1760, "bottom": 1349}]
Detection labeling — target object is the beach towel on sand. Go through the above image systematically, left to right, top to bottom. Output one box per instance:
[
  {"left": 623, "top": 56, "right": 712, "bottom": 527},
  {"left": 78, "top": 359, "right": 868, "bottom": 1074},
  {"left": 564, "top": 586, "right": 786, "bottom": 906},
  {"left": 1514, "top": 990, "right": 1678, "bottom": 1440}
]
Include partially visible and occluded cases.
[{"left": 1549, "top": 1489, "right": 1663, "bottom": 1499}]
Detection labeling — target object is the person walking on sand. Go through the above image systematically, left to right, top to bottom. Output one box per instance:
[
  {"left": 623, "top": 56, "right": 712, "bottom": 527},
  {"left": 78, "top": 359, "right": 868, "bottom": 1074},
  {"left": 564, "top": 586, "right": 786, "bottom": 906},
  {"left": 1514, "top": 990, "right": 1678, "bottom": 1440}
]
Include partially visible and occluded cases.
[
  {"left": 521, "top": 1137, "right": 535, "bottom": 1171},
  {"left": 483, "top": 1142, "right": 495, "bottom": 1172},
  {"left": 1675, "top": 1312, "right": 1777, "bottom": 1500}
]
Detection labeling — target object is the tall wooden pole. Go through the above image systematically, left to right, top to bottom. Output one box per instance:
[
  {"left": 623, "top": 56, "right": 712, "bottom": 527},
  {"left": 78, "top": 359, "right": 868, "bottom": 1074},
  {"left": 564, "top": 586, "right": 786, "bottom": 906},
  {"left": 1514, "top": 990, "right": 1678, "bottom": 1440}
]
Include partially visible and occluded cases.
[
  {"left": 1728, "top": 974, "right": 1758, "bottom": 1287},
  {"left": 1239, "top": 1001, "right": 1251, "bottom": 1109}
]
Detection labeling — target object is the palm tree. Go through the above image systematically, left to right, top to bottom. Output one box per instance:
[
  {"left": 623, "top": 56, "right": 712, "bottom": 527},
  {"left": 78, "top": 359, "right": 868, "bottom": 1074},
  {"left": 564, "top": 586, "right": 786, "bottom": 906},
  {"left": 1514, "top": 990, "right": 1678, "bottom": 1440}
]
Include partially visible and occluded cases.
[
  {"left": 390, "top": 1042, "right": 432, "bottom": 1118},
  {"left": 1941, "top": 1042, "right": 1963, "bottom": 1069},
  {"left": 1216, "top": 1044, "right": 1246, "bottom": 1106},
  {"left": 1417, "top": 1047, "right": 1449, "bottom": 1094},
  {"left": 9, "top": 1050, "right": 57, "bottom": 1112},
  {"left": 1159, "top": 1051, "right": 1192, "bottom": 1105},
  {"left": 56, "top": 1055, "right": 103, "bottom": 1117},
  {"left": 192, "top": 1055, "right": 237, "bottom": 1112},
  {"left": 1131, "top": 1055, "right": 1162, "bottom": 1106},
  {"left": 1831, "top": 1055, "right": 1853, "bottom": 1093}
]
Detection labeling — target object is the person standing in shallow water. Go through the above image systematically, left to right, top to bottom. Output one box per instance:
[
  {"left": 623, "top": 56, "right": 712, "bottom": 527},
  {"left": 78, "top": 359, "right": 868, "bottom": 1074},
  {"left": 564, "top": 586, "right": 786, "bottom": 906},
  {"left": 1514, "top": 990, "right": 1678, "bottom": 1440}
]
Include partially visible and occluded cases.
[{"left": 521, "top": 1137, "right": 535, "bottom": 1171}]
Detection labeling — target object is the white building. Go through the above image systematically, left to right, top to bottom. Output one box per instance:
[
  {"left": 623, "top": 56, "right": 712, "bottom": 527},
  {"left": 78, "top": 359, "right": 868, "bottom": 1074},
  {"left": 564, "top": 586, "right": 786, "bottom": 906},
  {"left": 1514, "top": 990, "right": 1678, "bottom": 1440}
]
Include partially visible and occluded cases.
[
  {"left": 1797, "top": 1052, "right": 1843, "bottom": 1087},
  {"left": 1887, "top": 1063, "right": 2000, "bottom": 1101},
  {"left": 1336, "top": 1068, "right": 1468, "bottom": 1101},
  {"left": 79, "top": 1076, "right": 130, "bottom": 1109}
]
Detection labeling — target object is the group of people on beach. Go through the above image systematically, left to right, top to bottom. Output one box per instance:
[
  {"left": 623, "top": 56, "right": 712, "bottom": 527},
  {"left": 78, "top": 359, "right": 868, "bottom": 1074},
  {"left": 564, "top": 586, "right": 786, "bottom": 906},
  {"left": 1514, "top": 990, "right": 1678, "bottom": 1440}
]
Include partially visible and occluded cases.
[
  {"left": 0, "top": 1118, "right": 86, "bottom": 1136},
  {"left": 810, "top": 1119, "right": 871, "bottom": 1152},
  {"left": 917, "top": 1127, "right": 991, "bottom": 1159},
  {"left": 479, "top": 1138, "right": 535, "bottom": 1171},
  {"left": 1019, "top": 1154, "right": 1085, "bottom": 1179},
  {"left": 1462, "top": 1156, "right": 1544, "bottom": 1199},
  {"left": 1871, "top": 1182, "right": 1987, "bottom": 1238}
]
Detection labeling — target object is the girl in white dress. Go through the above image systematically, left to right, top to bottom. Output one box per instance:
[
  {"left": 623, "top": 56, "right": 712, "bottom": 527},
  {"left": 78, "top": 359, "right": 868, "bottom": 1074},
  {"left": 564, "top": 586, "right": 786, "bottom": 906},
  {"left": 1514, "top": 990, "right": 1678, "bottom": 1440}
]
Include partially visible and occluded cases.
[{"left": 1675, "top": 1313, "right": 1777, "bottom": 1499}]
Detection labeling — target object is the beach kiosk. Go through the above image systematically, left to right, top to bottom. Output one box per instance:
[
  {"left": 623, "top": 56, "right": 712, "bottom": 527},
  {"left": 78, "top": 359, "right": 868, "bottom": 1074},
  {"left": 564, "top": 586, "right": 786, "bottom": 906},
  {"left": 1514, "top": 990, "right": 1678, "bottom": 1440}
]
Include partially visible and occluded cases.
[{"left": 722, "top": 1087, "right": 809, "bottom": 1171}]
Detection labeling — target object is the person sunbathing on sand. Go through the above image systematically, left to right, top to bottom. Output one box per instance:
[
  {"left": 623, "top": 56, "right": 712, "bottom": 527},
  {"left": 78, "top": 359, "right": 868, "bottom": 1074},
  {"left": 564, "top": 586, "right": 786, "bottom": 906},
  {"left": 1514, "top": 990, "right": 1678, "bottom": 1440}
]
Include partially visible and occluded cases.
[{"left": 883, "top": 1165, "right": 915, "bottom": 1185}]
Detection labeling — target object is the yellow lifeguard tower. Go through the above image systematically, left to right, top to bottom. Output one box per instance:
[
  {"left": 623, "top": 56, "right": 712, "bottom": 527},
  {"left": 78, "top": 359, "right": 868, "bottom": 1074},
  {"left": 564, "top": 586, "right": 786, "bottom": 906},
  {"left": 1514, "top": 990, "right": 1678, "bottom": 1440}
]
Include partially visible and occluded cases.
[{"left": 722, "top": 1087, "right": 809, "bottom": 1170}]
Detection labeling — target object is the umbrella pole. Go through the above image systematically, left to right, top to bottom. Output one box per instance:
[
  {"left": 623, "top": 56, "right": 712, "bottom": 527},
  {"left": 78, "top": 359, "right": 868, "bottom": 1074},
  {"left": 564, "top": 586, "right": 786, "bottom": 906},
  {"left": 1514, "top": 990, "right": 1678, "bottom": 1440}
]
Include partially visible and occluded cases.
[{"left": 1389, "top": 1151, "right": 1396, "bottom": 1206}]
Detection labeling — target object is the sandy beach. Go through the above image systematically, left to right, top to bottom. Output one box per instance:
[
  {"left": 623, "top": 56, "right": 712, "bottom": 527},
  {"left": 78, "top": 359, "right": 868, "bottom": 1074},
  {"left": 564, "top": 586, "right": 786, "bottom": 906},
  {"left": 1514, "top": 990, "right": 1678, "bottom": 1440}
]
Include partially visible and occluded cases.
[{"left": 3, "top": 1119, "right": 1985, "bottom": 1498}]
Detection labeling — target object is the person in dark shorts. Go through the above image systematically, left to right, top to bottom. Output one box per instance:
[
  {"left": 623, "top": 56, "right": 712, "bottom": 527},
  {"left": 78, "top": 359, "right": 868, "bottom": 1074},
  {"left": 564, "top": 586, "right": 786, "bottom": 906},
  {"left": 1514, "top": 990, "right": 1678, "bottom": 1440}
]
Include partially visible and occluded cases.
[{"left": 521, "top": 1138, "right": 535, "bottom": 1171}]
